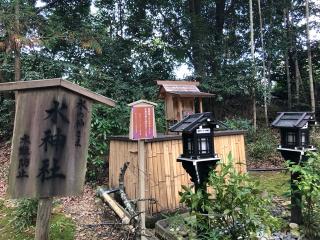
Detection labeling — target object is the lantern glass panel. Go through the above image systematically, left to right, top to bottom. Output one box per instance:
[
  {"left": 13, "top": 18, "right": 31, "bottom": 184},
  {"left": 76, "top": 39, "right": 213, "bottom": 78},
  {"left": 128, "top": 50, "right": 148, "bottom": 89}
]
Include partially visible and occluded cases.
[
  {"left": 287, "top": 132, "right": 296, "bottom": 145},
  {"left": 301, "top": 132, "right": 306, "bottom": 146},
  {"left": 198, "top": 137, "right": 209, "bottom": 154},
  {"left": 187, "top": 138, "right": 194, "bottom": 154}
]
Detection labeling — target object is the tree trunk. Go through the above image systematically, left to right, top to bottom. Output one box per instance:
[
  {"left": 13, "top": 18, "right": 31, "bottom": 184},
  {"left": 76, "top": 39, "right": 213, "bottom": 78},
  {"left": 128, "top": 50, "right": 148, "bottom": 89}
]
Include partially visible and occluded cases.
[
  {"left": 14, "top": 0, "right": 21, "bottom": 82},
  {"left": 118, "top": 0, "right": 123, "bottom": 37},
  {"left": 189, "top": 0, "right": 205, "bottom": 78},
  {"left": 214, "top": 0, "right": 226, "bottom": 80},
  {"left": 249, "top": 0, "right": 256, "bottom": 131},
  {"left": 257, "top": 0, "right": 268, "bottom": 126},
  {"left": 306, "top": 0, "right": 315, "bottom": 112},
  {"left": 284, "top": 7, "right": 292, "bottom": 110},
  {"left": 285, "top": 53, "right": 292, "bottom": 110},
  {"left": 294, "top": 56, "right": 301, "bottom": 106}
]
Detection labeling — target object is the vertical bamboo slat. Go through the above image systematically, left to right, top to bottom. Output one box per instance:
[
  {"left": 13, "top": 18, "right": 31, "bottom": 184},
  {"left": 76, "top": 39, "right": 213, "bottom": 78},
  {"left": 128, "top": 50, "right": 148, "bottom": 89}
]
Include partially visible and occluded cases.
[
  {"left": 108, "top": 133, "right": 246, "bottom": 214},
  {"left": 163, "top": 141, "right": 173, "bottom": 210}
]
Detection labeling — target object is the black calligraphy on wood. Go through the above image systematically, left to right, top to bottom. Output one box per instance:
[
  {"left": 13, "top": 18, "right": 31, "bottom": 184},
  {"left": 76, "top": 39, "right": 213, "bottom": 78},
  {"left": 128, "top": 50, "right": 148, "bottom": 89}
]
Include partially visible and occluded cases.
[
  {"left": 75, "top": 98, "right": 87, "bottom": 147},
  {"left": 37, "top": 99, "right": 68, "bottom": 182},
  {"left": 45, "top": 100, "right": 69, "bottom": 124},
  {"left": 39, "top": 128, "right": 66, "bottom": 152},
  {"left": 17, "top": 134, "right": 30, "bottom": 178},
  {"left": 37, "top": 158, "right": 65, "bottom": 183}
]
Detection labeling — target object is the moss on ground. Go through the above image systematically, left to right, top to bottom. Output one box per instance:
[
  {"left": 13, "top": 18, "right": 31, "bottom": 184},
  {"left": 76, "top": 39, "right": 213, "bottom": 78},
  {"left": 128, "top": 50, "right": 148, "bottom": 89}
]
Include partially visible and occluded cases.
[
  {"left": 249, "top": 171, "right": 290, "bottom": 197},
  {"left": 0, "top": 200, "right": 76, "bottom": 240}
]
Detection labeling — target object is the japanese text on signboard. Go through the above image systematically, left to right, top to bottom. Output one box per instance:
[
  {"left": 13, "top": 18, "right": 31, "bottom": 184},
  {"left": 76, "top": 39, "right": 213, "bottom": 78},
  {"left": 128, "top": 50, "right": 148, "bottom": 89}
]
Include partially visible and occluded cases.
[{"left": 132, "top": 106, "right": 154, "bottom": 140}]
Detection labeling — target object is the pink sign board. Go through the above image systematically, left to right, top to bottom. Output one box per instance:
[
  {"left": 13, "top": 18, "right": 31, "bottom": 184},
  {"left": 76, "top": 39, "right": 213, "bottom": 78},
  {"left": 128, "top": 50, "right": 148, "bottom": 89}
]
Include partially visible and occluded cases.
[{"left": 132, "top": 106, "right": 155, "bottom": 140}]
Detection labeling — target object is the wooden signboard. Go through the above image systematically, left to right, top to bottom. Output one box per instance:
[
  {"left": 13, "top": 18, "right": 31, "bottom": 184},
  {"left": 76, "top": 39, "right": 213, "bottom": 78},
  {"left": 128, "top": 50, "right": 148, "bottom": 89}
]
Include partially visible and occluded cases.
[
  {"left": 0, "top": 79, "right": 116, "bottom": 198},
  {"left": 0, "top": 79, "right": 115, "bottom": 240},
  {"left": 128, "top": 100, "right": 157, "bottom": 140},
  {"left": 128, "top": 100, "right": 157, "bottom": 239},
  {"left": 132, "top": 106, "right": 154, "bottom": 139}
]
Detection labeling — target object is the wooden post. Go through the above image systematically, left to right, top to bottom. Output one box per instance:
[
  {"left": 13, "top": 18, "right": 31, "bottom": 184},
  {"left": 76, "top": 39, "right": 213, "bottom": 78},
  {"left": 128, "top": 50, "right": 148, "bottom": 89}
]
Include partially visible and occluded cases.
[
  {"left": 178, "top": 97, "right": 183, "bottom": 121},
  {"left": 199, "top": 97, "right": 203, "bottom": 113},
  {"left": 138, "top": 140, "right": 147, "bottom": 240},
  {"left": 291, "top": 172, "right": 303, "bottom": 224},
  {"left": 35, "top": 197, "right": 53, "bottom": 240}
]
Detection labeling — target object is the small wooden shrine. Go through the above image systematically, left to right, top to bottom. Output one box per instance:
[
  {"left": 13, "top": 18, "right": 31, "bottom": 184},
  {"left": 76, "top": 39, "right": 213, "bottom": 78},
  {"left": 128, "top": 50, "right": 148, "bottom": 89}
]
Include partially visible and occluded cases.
[{"left": 156, "top": 80, "right": 214, "bottom": 123}]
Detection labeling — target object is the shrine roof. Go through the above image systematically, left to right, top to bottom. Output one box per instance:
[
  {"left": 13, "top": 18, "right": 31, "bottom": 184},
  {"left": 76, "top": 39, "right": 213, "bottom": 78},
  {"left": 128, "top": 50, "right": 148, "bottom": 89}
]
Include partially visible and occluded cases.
[
  {"left": 0, "top": 78, "right": 116, "bottom": 107},
  {"left": 156, "top": 80, "right": 214, "bottom": 98},
  {"left": 271, "top": 112, "right": 315, "bottom": 128}
]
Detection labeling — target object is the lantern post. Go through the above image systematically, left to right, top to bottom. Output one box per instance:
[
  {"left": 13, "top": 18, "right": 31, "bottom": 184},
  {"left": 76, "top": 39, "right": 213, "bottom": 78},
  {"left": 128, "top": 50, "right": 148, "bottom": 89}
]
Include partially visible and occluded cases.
[
  {"left": 170, "top": 112, "right": 220, "bottom": 235},
  {"left": 271, "top": 112, "right": 317, "bottom": 224}
]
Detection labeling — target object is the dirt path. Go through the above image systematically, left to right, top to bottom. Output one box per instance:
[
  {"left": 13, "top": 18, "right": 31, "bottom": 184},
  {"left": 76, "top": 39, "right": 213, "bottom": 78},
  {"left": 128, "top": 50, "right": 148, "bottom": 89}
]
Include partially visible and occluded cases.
[
  {"left": 0, "top": 143, "right": 132, "bottom": 240},
  {"left": 0, "top": 143, "right": 10, "bottom": 198},
  {"left": 60, "top": 185, "right": 132, "bottom": 240}
]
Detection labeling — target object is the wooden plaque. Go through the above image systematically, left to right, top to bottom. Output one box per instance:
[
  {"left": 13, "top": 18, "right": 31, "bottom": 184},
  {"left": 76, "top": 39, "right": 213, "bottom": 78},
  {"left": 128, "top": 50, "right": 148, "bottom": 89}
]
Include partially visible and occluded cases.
[
  {"left": 7, "top": 88, "right": 93, "bottom": 198},
  {"left": 128, "top": 100, "right": 157, "bottom": 140},
  {"left": 132, "top": 106, "right": 155, "bottom": 140}
]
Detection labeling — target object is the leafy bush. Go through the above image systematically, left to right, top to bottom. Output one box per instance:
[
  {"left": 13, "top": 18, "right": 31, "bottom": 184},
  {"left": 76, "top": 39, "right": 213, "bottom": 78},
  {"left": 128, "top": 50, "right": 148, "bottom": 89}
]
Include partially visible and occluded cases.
[
  {"left": 0, "top": 98, "right": 14, "bottom": 141},
  {"left": 87, "top": 100, "right": 166, "bottom": 182},
  {"left": 154, "top": 102, "right": 166, "bottom": 133},
  {"left": 87, "top": 103, "right": 130, "bottom": 182},
  {"left": 223, "top": 117, "right": 254, "bottom": 134},
  {"left": 224, "top": 118, "right": 278, "bottom": 161},
  {"left": 310, "top": 127, "right": 320, "bottom": 149},
  {"left": 247, "top": 128, "right": 278, "bottom": 161},
  {"left": 287, "top": 152, "right": 320, "bottom": 239},
  {"left": 179, "top": 154, "right": 281, "bottom": 239},
  {"left": 11, "top": 198, "right": 38, "bottom": 231}
]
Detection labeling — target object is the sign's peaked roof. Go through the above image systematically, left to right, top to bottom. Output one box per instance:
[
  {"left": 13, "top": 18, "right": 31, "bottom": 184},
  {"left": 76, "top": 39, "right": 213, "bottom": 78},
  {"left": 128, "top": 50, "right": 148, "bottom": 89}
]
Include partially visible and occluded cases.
[
  {"left": 0, "top": 78, "right": 116, "bottom": 107},
  {"left": 128, "top": 99, "right": 157, "bottom": 107},
  {"left": 170, "top": 112, "right": 215, "bottom": 133},
  {"left": 271, "top": 112, "right": 315, "bottom": 128}
]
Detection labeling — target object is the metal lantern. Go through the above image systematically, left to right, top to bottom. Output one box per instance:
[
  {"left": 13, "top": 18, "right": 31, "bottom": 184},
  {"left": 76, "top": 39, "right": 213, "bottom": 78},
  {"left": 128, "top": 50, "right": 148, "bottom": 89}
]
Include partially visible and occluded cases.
[
  {"left": 170, "top": 112, "right": 220, "bottom": 190},
  {"left": 271, "top": 112, "right": 317, "bottom": 224},
  {"left": 272, "top": 112, "right": 316, "bottom": 161},
  {"left": 181, "top": 123, "right": 215, "bottom": 159}
]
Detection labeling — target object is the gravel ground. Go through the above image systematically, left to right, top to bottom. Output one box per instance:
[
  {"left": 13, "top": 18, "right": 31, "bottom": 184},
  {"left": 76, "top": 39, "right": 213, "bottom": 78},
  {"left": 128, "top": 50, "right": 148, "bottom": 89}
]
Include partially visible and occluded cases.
[
  {"left": 0, "top": 142, "right": 133, "bottom": 240},
  {"left": 0, "top": 142, "right": 301, "bottom": 240},
  {"left": 0, "top": 142, "right": 10, "bottom": 198},
  {"left": 247, "top": 155, "right": 286, "bottom": 170},
  {"left": 59, "top": 185, "right": 134, "bottom": 240}
]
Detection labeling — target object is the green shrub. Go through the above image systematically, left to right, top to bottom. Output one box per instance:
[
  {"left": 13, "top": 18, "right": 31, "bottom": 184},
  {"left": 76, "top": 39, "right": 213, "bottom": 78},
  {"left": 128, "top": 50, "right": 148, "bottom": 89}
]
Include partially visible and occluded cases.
[
  {"left": 0, "top": 98, "right": 14, "bottom": 141},
  {"left": 87, "top": 101, "right": 166, "bottom": 182},
  {"left": 154, "top": 102, "right": 166, "bottom": 133},
  {"left": 87, "top": 103, "right": 130, "bottom": 182},
  {"left": 223, "top": 118, "right": 254, "bottom": 134},
  {"left": 224, "top": 118, "right": 278, "bottom": 161},
  {"left": 310, "top": 127, "right": 320, "bottom": 149},
  {"left": 247, "top": 128, "right": 278, "bottom": 161},
  {"left": 287, "top": 152, "right": 320, "bottom": 239},
  {"left": 179, "top": 154, "right": 281, "bottom": 239},
  {"left": 11, "top": 198, "right": 38, "bottom": 231}
]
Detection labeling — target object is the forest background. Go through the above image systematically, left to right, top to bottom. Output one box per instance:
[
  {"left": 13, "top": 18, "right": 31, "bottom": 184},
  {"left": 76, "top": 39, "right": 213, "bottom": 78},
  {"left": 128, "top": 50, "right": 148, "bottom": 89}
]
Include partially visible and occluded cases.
[{"left": 0, "top": 0, "right": 319, "bottom": 180}]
